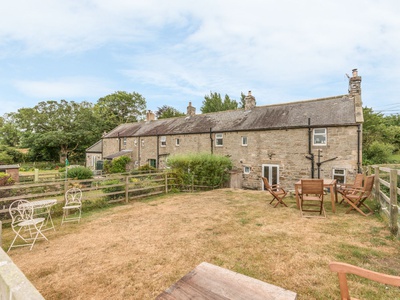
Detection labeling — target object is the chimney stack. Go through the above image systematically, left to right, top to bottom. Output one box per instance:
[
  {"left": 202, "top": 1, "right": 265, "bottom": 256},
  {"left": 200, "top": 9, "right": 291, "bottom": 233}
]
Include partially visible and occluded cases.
[
  {"left": 349, "top": 68, "right": 362, "bottom": 96},
  {"left": 244, "top": 91, "right": 256, "bottom": 110},
  {"left": 187, "top": 102, "right": 196, "bottom": 116},
  {"left": 146, "top": 110, "right": 155, "bottom": 121}
]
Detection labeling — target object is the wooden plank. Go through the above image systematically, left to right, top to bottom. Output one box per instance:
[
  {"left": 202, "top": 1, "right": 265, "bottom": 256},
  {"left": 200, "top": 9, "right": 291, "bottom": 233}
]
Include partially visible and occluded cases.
[{"left": 157, "top": 262, "right": 297, "bottom": 300}]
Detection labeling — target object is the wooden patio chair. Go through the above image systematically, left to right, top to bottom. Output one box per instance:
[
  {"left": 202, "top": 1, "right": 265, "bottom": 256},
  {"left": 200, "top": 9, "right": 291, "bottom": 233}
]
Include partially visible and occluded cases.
[
  {"left": 338, "top": 173, "right": 364, "bottom": 204},
  {"left": 340, "top": 175, "right": 374, "bottom": 216},
  {"left": 261, "top": 177, "right": 288, "bottom": 207},
  {"left": 300, "top": 179, "right": 325, "bottom": 218},
  {"left": 329, "top": 261, "right": 400, "bottom": 300}
]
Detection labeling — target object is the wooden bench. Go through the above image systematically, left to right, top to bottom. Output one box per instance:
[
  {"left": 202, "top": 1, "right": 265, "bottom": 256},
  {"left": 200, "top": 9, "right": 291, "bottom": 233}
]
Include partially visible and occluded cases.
[{"left": 156, "top": 262, "right": 297, "bottom": 300}]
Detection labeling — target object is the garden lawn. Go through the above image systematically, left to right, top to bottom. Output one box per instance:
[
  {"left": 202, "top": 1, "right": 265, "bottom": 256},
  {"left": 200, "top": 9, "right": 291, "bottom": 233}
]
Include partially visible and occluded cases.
[{"left": 3, "top": 189, "right": 400, "bottom": 300}]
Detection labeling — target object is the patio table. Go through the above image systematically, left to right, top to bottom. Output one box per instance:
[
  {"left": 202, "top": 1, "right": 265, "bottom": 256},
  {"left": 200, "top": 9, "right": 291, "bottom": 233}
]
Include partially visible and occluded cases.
[
  {"left": 19, "top": 199, "right": 58, "bottom": 231},
  {"left": 156, "top": 262, "right": 297, "bottom": 299}
]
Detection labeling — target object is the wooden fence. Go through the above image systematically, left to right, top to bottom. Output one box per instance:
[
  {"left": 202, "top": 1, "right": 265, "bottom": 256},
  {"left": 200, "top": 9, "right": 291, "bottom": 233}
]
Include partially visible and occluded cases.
[
  {"left": 368, "top": 165, "right": 400, "bottom": 238},
  {"left": 0, "top": 170, "right": 224, "bottom": 224},
  {"left": 0, "top": 172, "right": 173, "bottom": 223}
]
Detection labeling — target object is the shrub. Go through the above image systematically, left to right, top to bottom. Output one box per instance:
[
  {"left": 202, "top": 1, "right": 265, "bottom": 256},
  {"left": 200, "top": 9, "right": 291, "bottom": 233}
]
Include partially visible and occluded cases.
[
  {"left": 364, "top": 141, "right": 395, "bottom": 164},
  {"left": 167, "top": 153, "right": 232, "bottom": 188},
  {"left": 104, "top": 156, "right": 131, "bottom": 174},
  {"left": 63, "top": 166, "right": 93, "bottom": 180},
  {"left": 0, "top": 173, "right": 14, "bottom": 186},
  {"left": 101, "top": 179, "right": 124, "bottom": 200}
]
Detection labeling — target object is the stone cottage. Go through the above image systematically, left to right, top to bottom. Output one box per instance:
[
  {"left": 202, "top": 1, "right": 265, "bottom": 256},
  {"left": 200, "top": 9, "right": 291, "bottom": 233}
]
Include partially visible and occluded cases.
[{"left": 87, "top": 69, "right": 363, "bottom": 190}]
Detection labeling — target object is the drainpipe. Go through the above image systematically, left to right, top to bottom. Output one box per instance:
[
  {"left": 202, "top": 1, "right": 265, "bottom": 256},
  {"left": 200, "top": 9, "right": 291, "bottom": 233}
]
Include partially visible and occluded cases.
[
  {"left": 306, "top": 118, "right": 315, "bottom": 178},
  {"left": 357, "top": 124, "right": 362, "bottom": 173},
  {"left": 210, "top": 128, "right": 213, "bottom": 154},
  {"left": 118, "top": 132, "right": 121, "bottom": 152},
  {"left": 156, "top": 134, "right": 160, "bottom": 169},
  {"left": 138, "top": 137, "right": 141, "bottom": 167}
]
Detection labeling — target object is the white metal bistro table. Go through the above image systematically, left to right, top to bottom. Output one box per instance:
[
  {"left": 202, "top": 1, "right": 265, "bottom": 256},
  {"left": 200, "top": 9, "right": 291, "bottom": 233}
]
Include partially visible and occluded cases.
[{"left": 19, "top": 199, "right": 58, "bottom": 231}]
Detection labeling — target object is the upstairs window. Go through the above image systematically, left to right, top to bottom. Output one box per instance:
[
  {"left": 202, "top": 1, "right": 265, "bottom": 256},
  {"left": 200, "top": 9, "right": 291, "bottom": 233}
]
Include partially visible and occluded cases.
[
  {"left": 313, "top": 128, "right": 327, "bottom": 145},
  {"left": 215, "top": 133, "right": 223, "bottom": 147},
  {"left": 160, "top": 136, "right": 166, "bottom": 147},
  {"left": 242, "top": 136, "right": 248, "bottom": 146},
  {"left": 123, "top": 137, "right": 127, "bottom": 146},
  {"left": 176, "top": 138, "right": 180, "bottom": 146}
]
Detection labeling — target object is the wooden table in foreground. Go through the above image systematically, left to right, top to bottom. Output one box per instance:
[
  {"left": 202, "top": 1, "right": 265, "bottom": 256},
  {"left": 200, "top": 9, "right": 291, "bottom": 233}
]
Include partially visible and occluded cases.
[
  {"left": 294, "top": 179, "right": 338, "bottom": 213},
  {"left": 156, "top": 262, "right": 297, "bottom": 300}
]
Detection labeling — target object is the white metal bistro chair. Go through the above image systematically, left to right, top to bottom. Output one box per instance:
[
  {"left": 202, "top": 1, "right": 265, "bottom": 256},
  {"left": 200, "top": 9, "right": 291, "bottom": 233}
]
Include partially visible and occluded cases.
[
  {"left": 62, "top": 188, "right": 83, "bottom": 225},
  {"left": 8, "top": 199, "right": 48, "bottom": 252}
]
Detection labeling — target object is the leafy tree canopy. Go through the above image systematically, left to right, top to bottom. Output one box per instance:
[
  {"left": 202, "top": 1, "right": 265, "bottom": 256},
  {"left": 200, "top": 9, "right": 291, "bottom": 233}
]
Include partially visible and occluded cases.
[
  {"left": 94, "top": 91, "right": 146, "bottom": 132},
  {"left": 200, "top": 92, "right": 238, "bottom": 113},
  {"left": 10, "top": 100, "right": 102, "bottom": 163},
  {"left": 155, "top": 105, "right": 185, "bottom": 119}
]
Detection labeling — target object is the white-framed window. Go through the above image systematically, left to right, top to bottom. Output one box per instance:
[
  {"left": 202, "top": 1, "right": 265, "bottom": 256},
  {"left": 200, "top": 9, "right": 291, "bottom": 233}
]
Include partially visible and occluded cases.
[
  {"left": 313, "top": 128, "right": 327, "bottom": 145},
  {"left": 215, "top": 133, "right": 223, "bottom": 146},
  {"left": 160, "top": 136, "right": 166, "bottom": 147},
  {"left": 242, "top": 136, "right": 248, "bottom": 146},
  {"left": 123, "top": 137, "right": 127, "bottom": 146},
  {"left": 176, "top": 138, "right": 180, "bottom": 146},
  {"left": 134, "top": 139, "right": 137, "bottom": 147},
  {"left": 141, "top": 139, "right": 144, "bottom": 147},
  {"left": 243, "top": 166, "right": 250, "bottom": 174},
  {"left": 333, "top": 168, "right": 346, "bottom": 184}
]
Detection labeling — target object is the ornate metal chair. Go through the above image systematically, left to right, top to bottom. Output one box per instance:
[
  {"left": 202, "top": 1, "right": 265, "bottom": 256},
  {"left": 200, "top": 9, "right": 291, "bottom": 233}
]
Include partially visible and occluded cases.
[
  {"left": 62, "top": 188, "right": 83, "bottom": 225},
  {"left": 8, "top": 199, "right": 48, "bottom": 252}
]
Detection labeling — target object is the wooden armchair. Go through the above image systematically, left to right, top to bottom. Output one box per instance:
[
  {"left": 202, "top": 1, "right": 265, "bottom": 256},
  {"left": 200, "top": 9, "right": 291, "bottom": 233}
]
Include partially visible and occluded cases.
[
  {"left": 338, "top": 173, "right": 364, "bottom": 203},
  {"left": 340, "top": 175, "right": 374, "bottom": 216},
  {"left": 261, "top": 177, "right": 288, "bottom": 207},
  {"left": 329, "top": 262, "right": 400, "bottom": 300}
]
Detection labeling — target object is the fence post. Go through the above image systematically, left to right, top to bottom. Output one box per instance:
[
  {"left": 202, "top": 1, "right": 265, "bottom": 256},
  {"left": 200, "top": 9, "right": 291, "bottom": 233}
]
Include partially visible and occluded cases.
[
  {"left": 374, "top": 166, "right": 380, "bottom": 203},
  {"left": 34, "top": 168, "right": 39, "bottom": 182},
  {"left": 390, "top": 169, "right": 398, "bottom": 236},
  {"left": 165, "top": 173, "right": 168, "bottom": 194},
  {"left": 125, "top": 176, "right": 129, "bottom": 203}
]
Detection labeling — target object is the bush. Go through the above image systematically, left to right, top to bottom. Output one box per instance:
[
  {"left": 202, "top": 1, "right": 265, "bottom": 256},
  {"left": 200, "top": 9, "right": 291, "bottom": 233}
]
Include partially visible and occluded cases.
[
  {"left": 364, "top": 141, "right": 395, "bottom": 164},
  {"left": 167, "top": 153, "right": 232, "bottom": 188},
  {"left": 104, "top": 156, "right": 131, "bottom": 174},
  {"left": 63, "top": 166, "right": 93, "bottom": 180},
  {"left": 0, "top": 173, "right": 14, "bottom": 186},
  {"left": 101, "top": 179, "right": 124, "bottom": 200}
]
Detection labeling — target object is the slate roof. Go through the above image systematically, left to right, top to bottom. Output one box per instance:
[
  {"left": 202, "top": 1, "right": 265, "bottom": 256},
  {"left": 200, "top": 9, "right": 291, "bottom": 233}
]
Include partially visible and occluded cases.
[
  {"left": 103, "top": 95, "right": 358, "bottom": 138},
  {"left": 86, "top": 140, "right": 103, "bottom": 153},
  {"left": 103, "top": 149, "right": 133, "bottom": 159}
]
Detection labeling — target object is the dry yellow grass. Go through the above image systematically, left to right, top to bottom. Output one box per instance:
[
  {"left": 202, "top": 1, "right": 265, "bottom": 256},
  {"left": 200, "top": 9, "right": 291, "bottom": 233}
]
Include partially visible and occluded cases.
[{"left": 3, "top": 189, "right": 400, "bottom": 299}]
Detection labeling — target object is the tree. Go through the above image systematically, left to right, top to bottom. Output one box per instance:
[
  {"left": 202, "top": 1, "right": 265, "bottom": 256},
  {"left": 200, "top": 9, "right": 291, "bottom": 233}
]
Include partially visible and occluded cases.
[
  {"left": 94, "top": 91, "right": 146, "bottom": 132},
  {"left": 200, "top": 92, "right": 238, "bottom": 113},
  {"left": 239, "top": 92, "right": 247, "bottom": 109},
  {"left": 13, "top": 100, "right": 102, "bottom": 163},
  {"left": 155, "top": 105, "right": 185, "bottom": 119},
  {"left": 0, "top": 113, "right": 20, "bottom": 147}
]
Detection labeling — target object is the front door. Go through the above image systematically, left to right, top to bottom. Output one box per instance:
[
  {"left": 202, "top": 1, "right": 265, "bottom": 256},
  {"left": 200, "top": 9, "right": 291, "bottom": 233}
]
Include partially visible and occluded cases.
[{"left": 262, "top": 164, "right": 279, "bottom": 190}]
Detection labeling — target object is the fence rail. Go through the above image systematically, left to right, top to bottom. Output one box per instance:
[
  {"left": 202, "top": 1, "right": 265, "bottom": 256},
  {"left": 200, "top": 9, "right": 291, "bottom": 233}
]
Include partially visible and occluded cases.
[{"left": 369, "top": 165, "right": 399, "bottom": 238}]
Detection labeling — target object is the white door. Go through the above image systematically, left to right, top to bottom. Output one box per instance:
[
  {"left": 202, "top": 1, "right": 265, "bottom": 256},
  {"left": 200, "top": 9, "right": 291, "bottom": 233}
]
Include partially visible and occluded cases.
[{"left": 262, "top": 164, "right": 279, "bottom": 190}]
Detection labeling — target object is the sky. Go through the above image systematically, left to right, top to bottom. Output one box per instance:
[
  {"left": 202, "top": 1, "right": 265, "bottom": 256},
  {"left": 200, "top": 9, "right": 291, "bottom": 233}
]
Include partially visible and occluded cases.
[{"left": 1, "top": 0, "right": 400, "bottom": 117}]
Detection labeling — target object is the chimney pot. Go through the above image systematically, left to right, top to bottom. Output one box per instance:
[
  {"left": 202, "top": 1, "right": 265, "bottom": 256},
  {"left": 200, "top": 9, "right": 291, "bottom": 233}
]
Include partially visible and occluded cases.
[{"left": 352, "top": 69, "right": 358, "bottom": 77}]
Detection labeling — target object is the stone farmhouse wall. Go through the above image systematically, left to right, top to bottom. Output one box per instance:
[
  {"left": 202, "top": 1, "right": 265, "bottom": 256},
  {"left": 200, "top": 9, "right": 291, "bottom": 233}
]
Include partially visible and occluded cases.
[{"left": 102, "top": 125, "right": 360, "bottom": 190}]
